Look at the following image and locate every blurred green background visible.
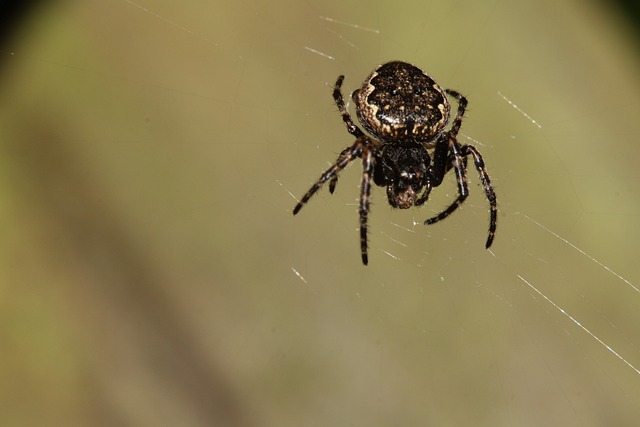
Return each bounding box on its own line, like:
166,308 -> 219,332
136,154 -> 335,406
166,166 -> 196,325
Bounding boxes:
1,0 -> 639,426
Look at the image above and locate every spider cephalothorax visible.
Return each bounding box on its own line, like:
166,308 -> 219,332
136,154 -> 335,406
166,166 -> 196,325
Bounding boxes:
293,61 -> 497,265
374,143 -> 432,209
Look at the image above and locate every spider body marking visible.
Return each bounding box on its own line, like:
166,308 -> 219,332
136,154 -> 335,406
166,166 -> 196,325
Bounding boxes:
293,61 -> 497,265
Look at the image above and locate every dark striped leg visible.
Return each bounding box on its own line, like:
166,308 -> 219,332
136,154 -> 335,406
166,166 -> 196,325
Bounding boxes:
445,89 -> 468,139
415,180 -> 433,206
424,139 -> 469,226
333,75 -> 365,138
428,89 -> 470,212
359,147 -> 375,265
326,75 -> 366,194
424,143 -> 497,249
463,145 -> 497,248
328,146 -> 353,194
293,139 -> 365,215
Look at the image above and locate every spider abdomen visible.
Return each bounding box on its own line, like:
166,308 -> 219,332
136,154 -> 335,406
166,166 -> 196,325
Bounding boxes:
353,61 -> 451,143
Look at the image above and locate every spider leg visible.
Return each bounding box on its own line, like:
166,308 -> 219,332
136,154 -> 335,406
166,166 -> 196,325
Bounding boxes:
359,146 -> 375,265
461,145 -> 497,248
328,146 -> 353,194
424,138 -> 469,225
444,89 -> 467,139
423,141 -> 498,249
427,89 -> 468,187
329,176 -> 338,194
334,75 -> 365,138
415,180 -> 432,206
432,89 -> 498,249
428,133 -> 450,187
292,138 -> 366,215
325,76 -> 367,195
429,89 -> 468,189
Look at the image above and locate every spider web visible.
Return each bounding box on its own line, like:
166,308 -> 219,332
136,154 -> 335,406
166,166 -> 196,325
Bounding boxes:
1,0 -> 639,426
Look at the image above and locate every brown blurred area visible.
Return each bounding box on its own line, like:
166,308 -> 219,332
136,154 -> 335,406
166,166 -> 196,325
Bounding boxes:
1,1 -> 639,426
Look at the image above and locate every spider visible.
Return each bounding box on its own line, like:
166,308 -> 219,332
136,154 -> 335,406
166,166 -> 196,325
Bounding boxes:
293,61 -> 497,265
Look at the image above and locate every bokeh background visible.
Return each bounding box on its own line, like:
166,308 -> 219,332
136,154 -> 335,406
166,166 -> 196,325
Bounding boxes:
1,0 -> 639,426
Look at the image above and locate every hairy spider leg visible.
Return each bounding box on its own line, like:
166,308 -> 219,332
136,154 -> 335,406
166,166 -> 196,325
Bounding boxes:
359,148 -> 375,265
464,145 -> 497,248
423,137 -> 469,221
426,90 -> 469,188
422,89 -> 470,224
415,180 -> 433,206
334,75 -> 365,138
292,139 -> 365,215
328,75 -> 366,193
423,90 -> 497,248
293,75 -> 368,214
328,146 -> 352,194
444,89 -> 467,136
293,75 -> 382,264
292,135 -> 378,264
